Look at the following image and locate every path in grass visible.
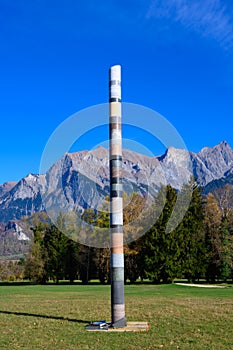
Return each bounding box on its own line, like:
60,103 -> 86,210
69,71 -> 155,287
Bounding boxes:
0,284 -> 232,350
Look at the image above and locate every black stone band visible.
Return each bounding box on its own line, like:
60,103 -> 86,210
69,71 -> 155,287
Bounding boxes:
110,159 -> 122,168
110,225 -> 123,231
111,190 -> 123,198
109,80 -> 121,86
111,177 -> 122,184
110,155 -> 122,161
109,98 -> 121,103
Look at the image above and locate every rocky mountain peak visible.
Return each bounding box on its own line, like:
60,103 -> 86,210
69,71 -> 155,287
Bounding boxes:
90,146 -> 109,159
199,141 -> 232,156
160,146 -> 189,161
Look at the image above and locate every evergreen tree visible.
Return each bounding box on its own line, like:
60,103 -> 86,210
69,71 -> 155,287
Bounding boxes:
24,223 -> 48,283
177,185 -> 206,282
219,216 -> 232,281
204,193 -> 222,282
65,239 -> 80,283
139,186 -> 178,283
124,244 -> 141,283
79,208 -> 102,283
43,224 -> 69,283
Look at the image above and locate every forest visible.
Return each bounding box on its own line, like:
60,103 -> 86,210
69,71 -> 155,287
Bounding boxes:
1,183 -> 233,284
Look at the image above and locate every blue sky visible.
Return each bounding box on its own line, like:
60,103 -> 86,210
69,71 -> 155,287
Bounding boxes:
0,0 -> 233,184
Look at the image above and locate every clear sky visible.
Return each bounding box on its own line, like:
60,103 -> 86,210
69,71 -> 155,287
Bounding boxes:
0,0 -> 233,184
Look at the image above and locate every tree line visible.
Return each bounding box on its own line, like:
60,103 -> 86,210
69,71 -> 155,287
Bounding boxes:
1,183 -> 233,284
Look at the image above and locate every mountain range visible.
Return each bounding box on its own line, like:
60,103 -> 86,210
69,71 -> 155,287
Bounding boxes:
1,141 -> 233,224
0,141 -> 233,258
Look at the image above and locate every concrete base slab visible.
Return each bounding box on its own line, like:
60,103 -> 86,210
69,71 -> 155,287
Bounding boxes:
86,321 -> 150,332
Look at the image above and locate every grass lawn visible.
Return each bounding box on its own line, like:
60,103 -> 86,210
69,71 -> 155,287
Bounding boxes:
0,283 -> 232,349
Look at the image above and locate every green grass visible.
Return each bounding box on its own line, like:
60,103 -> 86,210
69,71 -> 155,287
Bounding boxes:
0,283 -> 232,349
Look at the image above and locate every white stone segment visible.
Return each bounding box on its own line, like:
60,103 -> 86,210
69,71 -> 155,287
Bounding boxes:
111,212 -> 123,225
110,65 -> 121,81
111,129 -> 121,140
111,253 -> 124,267
110,85 -> 121,99
110,65 -> 121,99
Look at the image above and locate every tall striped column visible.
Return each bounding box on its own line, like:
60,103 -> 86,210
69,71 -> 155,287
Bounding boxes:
109,65 -> 126,328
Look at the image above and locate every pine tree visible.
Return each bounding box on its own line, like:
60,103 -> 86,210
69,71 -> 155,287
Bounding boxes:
139,186 -> 178,283
204,193 -> 222,282
65,239 -> 80,283
177,185 -> 206,282
43,224 -> 69,283
219,216 -> 232,281
24,223 -> 48,283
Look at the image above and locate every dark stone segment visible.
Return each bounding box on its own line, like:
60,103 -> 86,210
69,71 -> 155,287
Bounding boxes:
110,155 -> 122,161
109,98 -> 121,103
110,159 -> 122,167
111,280 -> 124,304
111,177 -> 122,184
109,79 -> 121,86
110,225 -> 123,232
111,190 -> 123,198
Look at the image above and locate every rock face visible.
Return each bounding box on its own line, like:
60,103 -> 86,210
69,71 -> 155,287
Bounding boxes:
191,141 -> 233,186
0,220 -> 32,259
203,168 -> 233,194
0,141 -> 233,223
0,182 -> 17,198
0,174 -> 46,222
5,221 -> 30,241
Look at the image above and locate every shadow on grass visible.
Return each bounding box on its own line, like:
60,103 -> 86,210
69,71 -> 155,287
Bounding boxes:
0,310 -> 90,324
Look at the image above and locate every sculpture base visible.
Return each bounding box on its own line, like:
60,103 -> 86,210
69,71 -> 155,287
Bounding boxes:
86,321 -> 149,332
